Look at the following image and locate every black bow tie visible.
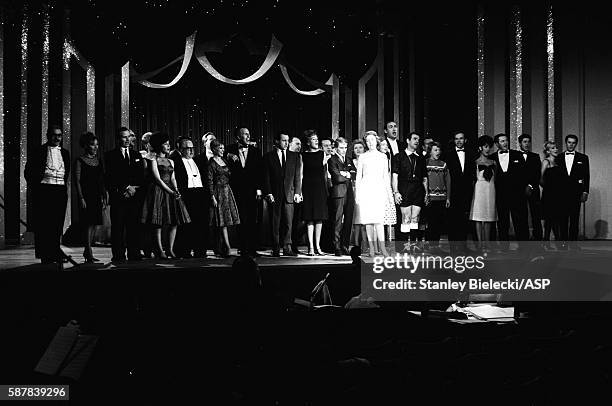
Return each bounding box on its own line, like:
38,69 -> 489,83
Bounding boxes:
499,150 -> 508,154
456,148 -> 464,152
566,151 -> 575,155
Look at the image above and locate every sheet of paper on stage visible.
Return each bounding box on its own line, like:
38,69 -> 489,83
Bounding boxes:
466,305 -> 514,319
34,326 -> 79,375
59,335 -> 99,380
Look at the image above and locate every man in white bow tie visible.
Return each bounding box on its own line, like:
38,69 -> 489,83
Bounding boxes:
555,134 -> 590,249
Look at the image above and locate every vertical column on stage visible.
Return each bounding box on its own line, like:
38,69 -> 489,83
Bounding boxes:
546,5 -> 555,142
483,4 -> 508,137
407,31 -> 417,132
509,6 -> 523,148
41,3 -> 50,141
358,35 -> 384,137
121,62 -> 129,127
343,86 -> 352,140
62,9 -> 71,232
477,6 -> 485,138
0,6 -> 4,248
331,73 -> 339,140
18,5 -> 28,242
392,32 -> 400,131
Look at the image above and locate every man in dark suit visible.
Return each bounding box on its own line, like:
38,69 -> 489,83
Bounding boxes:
104,127 -> 145,262
518,134 -> 543,240
383,120 -> 406,241
555,134 -> 590,249
328,137 -> 356,256
226,127 -> 263,256
172,137 -> 210,258
262,133 -> 303,257
444,131 -> 476,253
24,125 -> 71,264
492,133 -> 529,248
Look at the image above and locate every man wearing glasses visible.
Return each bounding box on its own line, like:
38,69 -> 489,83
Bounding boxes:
172,137 -> 210,258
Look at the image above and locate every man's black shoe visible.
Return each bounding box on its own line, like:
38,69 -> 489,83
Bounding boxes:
271,250 -> 281,257
334,249 -> 343,256
283,249 -> 298,257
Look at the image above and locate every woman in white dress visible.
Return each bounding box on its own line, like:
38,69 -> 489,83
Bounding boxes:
350,140 -> 367,249
469,135 -> 497,252
355,131 -> 394,256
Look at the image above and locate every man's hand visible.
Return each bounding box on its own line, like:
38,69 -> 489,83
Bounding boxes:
79,198 -> 87,210
581,192 -> 589,203
424,193 -> 430,206
126,185 -> 136,196
228,153 -> 239,162
394,192 -> 402,205
293,193 -> 301,203
445,199 -> 451,209
525,185 -> 533,197
340,171 -> 351,178
266,194 -> 275,204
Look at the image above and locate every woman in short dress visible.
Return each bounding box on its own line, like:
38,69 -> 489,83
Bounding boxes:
141,132 -> 191,258
301,130 -> 330,256
541,141 -> 564,249
355,131 -> 394,256
392,132 -> 428,246
469,135 -> 497,252
208,140 -> 240,258
74,132 -> 107,263
379,138 -> 397,241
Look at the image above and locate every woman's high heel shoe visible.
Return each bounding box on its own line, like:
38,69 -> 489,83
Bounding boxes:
314,248 -> 325,256
307,248 -> 315,256
153,249 -> 167,259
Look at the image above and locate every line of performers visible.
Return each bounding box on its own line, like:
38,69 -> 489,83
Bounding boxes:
25,121 -> 589,264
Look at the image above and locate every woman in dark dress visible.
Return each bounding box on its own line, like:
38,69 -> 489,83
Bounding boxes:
301,130 -> 330,256
208,140 -> 240,258
141,132 -> 191,258
75,132 -> 107,263
541,141 -> 564,249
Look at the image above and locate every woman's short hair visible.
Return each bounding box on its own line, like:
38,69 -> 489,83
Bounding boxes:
352,140 -> 365,150
149,132 -> 170,153
363,131 -> 380,151
478,135 -> 494,148
302,129 -> 319,151
543,141 -> 556,157
210,139 -> 224,155
79,132 -> 98,148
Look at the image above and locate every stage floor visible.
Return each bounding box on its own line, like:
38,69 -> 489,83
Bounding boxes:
0,245 -> 354,271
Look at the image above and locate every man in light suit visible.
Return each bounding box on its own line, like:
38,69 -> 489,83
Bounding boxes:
262,133 -> 303,257
555,134 -> 590,249
172,138 -> 210,258
328,137 -> 356,256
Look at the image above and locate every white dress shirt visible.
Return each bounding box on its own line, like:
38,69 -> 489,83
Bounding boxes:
121,147 -> 130,160
456,147 -> 465,173
522,151 -> 528,161
239,147 -> 249,168
182,158 -> 203,188
41,146 -> 65,185
499,150 -> 510,172
276,148 -> 286,167
388,138 -> 399,155
565,151 -> 575,175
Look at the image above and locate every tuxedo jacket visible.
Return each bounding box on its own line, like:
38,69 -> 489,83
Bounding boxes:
226,144 -> 263,196
520,150 -> 542,190
25,144 -> 71,186
492,150 -> 528,198
262,148 -> 302,203
171,154 -> 210,195
104,147 -> 144,204
555,151 -> 590,194
444,148 -> 476,209
328,154 -> 356,199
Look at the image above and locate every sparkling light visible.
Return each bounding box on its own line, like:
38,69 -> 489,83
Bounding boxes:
477,6 -> 485,138
547,6 -> 555,141
121,62 -> 130,127
509,6 -> 522,147
0,7 -> 5,244
20,7 -> 28,238
86,65 -> 95,132
41,4 -> 50,139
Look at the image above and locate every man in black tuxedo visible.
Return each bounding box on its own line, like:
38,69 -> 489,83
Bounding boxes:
555,134 -> 590,248
518,134 -> 543,240
104,127 -> 145,262
328,137 -> 356,256
262,133 -> 303,257
492,133 -> 529,248
24,125 -> 71,264
226,127 -> 263,256
384,120 -> 406,241
444,131 -> 476,253
172,138 -> 210,258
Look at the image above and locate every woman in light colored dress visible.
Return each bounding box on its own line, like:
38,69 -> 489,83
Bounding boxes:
469,135 -> 497,252
355,131 -> 394,256
379,139 -> 397,240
